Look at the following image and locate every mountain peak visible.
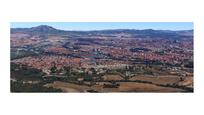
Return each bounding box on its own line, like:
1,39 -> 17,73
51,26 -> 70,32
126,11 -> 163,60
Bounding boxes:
30,25 -> 57,32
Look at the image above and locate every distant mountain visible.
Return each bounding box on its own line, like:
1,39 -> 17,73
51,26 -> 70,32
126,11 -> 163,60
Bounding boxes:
30,25 -> 58,32
11,25 -> 66,34
11,25 -> 193,39
88,29 -> 193,39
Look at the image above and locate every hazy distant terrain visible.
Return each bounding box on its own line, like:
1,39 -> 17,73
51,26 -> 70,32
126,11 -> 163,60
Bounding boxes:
10,25 -> 193,92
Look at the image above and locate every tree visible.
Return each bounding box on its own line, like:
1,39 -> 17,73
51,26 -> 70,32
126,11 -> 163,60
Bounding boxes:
90,68 -> 97,75
63,66 -> 71,76
50,65 -> 57,73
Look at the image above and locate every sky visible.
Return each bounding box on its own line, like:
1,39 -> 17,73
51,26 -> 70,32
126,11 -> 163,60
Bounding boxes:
10,22 -> 193,31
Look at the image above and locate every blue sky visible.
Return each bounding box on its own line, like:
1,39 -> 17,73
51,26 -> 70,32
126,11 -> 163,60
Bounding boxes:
10,22 -> 193,31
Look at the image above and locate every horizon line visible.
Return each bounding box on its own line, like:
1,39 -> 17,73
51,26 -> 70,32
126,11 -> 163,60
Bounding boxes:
10,25 -> 194,31
10,22 -> 194,31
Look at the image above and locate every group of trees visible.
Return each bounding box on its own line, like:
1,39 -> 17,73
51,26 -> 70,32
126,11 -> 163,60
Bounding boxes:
11,63 -> 63,92
184,61 -> 193,68
11,63 -> 45,81
11,81 -> 62,92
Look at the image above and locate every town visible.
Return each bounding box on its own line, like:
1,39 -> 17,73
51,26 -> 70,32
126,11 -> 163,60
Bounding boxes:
10,25 -> 193,92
